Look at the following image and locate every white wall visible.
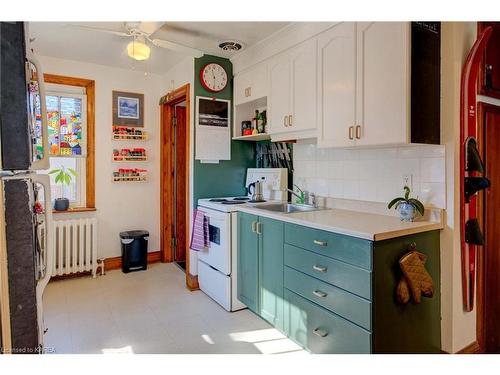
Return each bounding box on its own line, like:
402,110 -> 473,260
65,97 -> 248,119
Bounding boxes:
440,22 -> 478,353
40,55 -> 165,259
293,143 -> 446,209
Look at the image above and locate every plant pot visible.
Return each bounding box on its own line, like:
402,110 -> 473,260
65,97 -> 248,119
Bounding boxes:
398,202 -> 416,222
54,198 -> 70,211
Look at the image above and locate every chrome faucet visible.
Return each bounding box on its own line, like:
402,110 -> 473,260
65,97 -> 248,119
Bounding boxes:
288,184 -> 308,204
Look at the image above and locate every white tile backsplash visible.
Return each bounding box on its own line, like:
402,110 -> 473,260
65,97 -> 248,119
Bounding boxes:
293,142 -> 446,209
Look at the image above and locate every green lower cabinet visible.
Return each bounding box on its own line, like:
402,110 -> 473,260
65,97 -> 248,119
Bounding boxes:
258,217 -> 284,331
284,289 -> 371,354
237,212 -> 259,313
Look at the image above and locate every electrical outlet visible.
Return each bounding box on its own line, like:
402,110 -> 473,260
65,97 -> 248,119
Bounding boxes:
402,174 -> 413,190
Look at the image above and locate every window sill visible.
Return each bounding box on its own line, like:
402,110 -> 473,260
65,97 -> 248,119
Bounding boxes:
52,207 -> 96,214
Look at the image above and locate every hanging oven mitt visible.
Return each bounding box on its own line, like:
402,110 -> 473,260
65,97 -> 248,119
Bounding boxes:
396,276 -> 411,304
399,251 -> 434,303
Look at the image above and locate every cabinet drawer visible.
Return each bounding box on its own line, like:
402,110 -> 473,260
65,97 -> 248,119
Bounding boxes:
284,289 -> 371,354
284,244 -> 371,300
284,223 -> 372,269
284,266 -> 371,330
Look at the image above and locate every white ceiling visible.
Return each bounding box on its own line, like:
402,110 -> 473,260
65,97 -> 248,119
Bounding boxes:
28,22 -> 290,75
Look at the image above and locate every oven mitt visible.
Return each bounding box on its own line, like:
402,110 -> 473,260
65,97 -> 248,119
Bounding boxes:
399,251 -> 434,303
396,276 -> 411,304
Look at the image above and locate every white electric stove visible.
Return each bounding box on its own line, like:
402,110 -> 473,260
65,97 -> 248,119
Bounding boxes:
196,168 -> 288,312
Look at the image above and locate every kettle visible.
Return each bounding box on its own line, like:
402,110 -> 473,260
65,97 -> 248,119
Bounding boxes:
248,180 -> 265,202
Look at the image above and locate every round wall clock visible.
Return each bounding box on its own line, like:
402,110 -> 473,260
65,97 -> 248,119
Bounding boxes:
200,63 -> 228,92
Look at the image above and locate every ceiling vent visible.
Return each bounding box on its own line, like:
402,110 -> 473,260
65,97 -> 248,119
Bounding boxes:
218,40 -> 244,53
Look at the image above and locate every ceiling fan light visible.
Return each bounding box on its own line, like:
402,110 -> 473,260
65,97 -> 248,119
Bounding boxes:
127,40 -> 151,61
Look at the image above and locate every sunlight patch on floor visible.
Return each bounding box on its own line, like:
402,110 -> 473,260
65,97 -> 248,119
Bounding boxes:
201,334 -> 215,345
228,328 -> 306,355
229,328 -> 286,343
101,346 -> 134,354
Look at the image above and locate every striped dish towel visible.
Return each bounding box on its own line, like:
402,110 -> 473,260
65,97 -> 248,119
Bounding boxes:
190,209 -> 209,251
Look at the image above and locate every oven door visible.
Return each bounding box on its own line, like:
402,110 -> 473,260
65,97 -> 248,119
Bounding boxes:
197,207 -> 231,275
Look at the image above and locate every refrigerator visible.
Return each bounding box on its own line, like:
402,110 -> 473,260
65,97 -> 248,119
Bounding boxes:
0,21 -> 54,354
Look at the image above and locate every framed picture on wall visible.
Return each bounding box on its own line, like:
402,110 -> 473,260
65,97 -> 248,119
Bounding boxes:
112,91 -> 144,127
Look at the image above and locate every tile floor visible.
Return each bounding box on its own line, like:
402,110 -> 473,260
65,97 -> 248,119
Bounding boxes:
43,263 -> 307,354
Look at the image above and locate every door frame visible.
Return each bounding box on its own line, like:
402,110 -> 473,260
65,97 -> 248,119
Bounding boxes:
160,84 -> 196,289
476,101 -> 500,352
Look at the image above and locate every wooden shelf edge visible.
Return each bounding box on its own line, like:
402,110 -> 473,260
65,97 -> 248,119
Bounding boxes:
53,207 -> 97,214
232,133 -> 271,141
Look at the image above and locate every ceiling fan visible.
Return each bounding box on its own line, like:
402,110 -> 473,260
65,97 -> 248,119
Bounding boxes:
70,22 -> 204,60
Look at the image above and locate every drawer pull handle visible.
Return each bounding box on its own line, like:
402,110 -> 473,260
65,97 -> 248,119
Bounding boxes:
313,290 -> 328,298
313,328 -> 328,338
312,265 -> 327,273
313,240 -> 327,246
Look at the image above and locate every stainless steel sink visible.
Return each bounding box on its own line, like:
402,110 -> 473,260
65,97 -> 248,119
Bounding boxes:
253,202 -> 321,214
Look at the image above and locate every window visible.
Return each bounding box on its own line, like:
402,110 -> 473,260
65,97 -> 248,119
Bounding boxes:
38,83 -> 89,208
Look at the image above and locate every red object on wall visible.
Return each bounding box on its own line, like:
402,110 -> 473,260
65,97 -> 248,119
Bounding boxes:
460,26 -> 493,312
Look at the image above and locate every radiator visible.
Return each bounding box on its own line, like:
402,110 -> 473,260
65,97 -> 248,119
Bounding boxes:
50,218 -> 98,278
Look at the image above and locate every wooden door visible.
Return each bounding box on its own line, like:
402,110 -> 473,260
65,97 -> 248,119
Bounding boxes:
237,212 -> 259,313
268,53 -> 291,134
316,22 -> 356,148
290,38 -> 317,133
484,105 -> 500,353
356,22 -> 410,146
174,106 -> 187,263
259,217 -> 284,331
479,22 -> 500,99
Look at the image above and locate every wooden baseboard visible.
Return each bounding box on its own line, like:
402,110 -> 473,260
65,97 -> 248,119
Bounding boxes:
456,341 -> 482,354
186,273 -> 199,291
104,250 -> 162,271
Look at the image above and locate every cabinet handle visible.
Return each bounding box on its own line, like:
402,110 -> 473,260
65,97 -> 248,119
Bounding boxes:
248,87 -> 251,97
348,126 -> 354,140
313,328 -> 328,338
312,265 -> 327,273
313,290 -> 328,298
313,239 -> 327,247
251,221 -> 257,233
256,222 -> 262,235
284,115 -> 289,127
288,115 -> 293,126
355,125 -> 361,139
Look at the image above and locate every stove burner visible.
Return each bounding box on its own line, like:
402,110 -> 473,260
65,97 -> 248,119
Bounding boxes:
221,201 -> 246,205
209,198 -> 228,202
233,197 -> 250,201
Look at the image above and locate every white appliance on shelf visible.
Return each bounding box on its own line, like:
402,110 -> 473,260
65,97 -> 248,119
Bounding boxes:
197,168 -> 288,312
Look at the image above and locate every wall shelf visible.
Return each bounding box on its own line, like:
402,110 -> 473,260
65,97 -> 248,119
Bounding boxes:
233,133 -> 271,141
112,157 -> 148,162
112,134 -> 148,141
112,175 -> 148,183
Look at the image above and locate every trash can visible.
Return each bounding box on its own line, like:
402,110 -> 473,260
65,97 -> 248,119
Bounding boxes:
120,230 -> 149,273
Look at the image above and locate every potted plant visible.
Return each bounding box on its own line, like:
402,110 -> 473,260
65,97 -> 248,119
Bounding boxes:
388,186 -> 425,222
49,166 -> 77,211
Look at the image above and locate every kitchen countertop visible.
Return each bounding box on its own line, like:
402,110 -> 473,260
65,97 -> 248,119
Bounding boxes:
236,204 -> 443,241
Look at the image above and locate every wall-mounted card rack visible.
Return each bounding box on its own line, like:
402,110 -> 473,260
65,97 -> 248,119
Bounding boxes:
112,168 -> 148,182
112,126 -> 148,140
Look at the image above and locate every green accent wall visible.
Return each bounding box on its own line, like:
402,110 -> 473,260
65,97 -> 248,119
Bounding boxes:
193,55 -> 255,205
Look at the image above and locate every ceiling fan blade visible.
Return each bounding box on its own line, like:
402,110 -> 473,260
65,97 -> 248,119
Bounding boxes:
137,22 -> 165,36
151,38 -> 203,58
69,24 -> 129,37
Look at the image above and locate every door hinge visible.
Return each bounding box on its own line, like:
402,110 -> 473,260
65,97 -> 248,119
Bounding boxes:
171,237 -> 176,248
172,116 -> 177,127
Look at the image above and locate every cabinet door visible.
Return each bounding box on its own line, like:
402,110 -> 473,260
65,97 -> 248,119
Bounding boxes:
316,22 -> 356,148
237,212 -> 259,313
234,62 -> 268,106
356,22 -> 410,146
258,217 -> 284,331
479,22 -> 500,99
268,53 -> 291,134
290,38 -> 317,133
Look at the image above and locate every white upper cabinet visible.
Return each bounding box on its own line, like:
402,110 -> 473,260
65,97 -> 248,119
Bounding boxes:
290,38 -> 317,133
317,22 -> 356,148
355,22 -> 410,146
234,61 -> 268,106
269,53 -> 292,134
316,22 -> 410,148
269,38 -> 317,137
